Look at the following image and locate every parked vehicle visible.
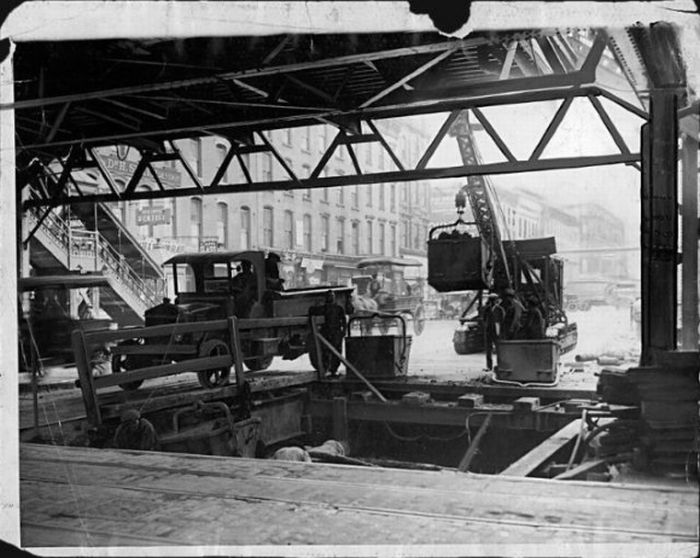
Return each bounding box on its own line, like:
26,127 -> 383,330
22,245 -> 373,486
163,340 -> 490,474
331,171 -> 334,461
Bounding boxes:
111,251 -> 353,389
18,274 -> 115,372
351,257 -> 426,335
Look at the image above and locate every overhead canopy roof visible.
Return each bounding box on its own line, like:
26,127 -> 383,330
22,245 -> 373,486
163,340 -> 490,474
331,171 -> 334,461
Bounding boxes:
3,2 -> 697,207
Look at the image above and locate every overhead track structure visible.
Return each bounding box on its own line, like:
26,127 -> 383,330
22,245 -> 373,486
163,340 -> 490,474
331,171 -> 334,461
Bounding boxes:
9,27 -> 664,209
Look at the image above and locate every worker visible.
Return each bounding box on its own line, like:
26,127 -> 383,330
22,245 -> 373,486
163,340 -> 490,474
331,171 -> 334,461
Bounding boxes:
264,252 -> 285,290
78,298 -> 94,320
520,296 -> 546,339
232,260 -> 256,317
483,293 -> 504,371
113,408 -> 158,451
368,273 -> 381,298
316,290 -> 347,377
631,297 -> 642,342
500,288 -> 525,340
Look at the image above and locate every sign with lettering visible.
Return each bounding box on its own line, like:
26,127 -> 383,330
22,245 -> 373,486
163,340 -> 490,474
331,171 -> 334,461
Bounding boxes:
99,154 -> 181,189
136,207 -> 171,226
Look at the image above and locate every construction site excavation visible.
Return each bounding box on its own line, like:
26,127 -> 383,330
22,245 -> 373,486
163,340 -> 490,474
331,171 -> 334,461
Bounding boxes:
3,2 -> 699,555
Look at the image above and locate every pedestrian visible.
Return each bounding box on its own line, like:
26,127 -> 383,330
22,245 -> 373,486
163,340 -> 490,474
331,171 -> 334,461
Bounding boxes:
483,293 -> 504,371
317,290 -> 347,377
631,297 -> 642,342
113,408 -> 158,451
500,287 -> 525,340
520,296 -> 546,339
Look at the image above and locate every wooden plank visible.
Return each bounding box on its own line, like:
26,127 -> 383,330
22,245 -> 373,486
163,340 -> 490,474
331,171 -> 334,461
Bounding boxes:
501,419 -> 582,477
93,355 -> 231,389
554,458 -> 607,480
109,344 -> 196,355
19,444 -> 698,546
20,444 -> 698,506
84,319 -> 228,344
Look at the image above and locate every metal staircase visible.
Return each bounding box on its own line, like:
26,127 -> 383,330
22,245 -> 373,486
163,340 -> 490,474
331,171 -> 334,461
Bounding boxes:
26,207 -> 163,326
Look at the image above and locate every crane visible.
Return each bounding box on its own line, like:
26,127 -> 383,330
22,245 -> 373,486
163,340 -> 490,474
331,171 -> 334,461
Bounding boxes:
427,111 -> 578,355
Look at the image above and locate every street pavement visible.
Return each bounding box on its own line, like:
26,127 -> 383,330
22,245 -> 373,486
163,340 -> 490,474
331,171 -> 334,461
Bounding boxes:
19,306 -> 640,390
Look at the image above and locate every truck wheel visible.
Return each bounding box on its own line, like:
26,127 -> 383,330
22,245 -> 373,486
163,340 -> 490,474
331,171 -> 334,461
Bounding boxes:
245,355 -> 273,371
111,339 -> 144,391
566,302 -> 578,311
580,301 -> 591,312
197,339 -> 232,388
413,306 -> 426,336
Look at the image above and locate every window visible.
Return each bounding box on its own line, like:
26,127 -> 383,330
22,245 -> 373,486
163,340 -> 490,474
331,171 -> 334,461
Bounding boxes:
190,197 -> 203,240
283,128 -> 292,146
390,184 -> 396,210
365,143 -> 373,165
216,143 -> 228,182
321,215 -> 330,251
351,186 -> 359,209
337,144 -> 345,160
193,138 -> 203,176
378,146 -> 385,170
318,126 -> 326,153
337,187 -> 345,206
379,223 -> 386,255
284,210 -> 294,249
390,224 -> 397,257
379,184 -> 385,210
367,220 -> 374,254
302,126 -> 311,152
262,153 -> 273,182
263,206 -> 274,247
302,164 -> 312,200
366,185 -> 373,207
402,222 -> 409,248
413,223 -> 420,249
351,221 -> 360,255
336,218 -> 345,254
322,188 -> 329,203
216,202 -> 228,249
303,214 -> 312,252
240,206 -> 251,250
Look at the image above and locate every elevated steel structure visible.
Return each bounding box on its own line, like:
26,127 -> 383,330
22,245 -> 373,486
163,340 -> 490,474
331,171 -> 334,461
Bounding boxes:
12,28 -> 657,210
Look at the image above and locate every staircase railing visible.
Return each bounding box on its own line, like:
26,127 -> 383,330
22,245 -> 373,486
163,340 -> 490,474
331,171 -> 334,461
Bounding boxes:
28,208 -> 162,308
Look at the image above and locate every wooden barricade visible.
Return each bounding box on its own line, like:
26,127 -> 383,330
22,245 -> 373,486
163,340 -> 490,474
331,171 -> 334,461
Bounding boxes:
72,316 -> 316,427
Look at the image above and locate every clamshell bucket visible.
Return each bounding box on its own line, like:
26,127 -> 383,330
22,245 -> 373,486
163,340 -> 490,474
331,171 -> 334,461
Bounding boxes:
427,221 -> 493,292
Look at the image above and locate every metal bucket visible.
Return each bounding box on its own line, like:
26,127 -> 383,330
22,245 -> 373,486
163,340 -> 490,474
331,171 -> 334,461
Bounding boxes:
495,339 -> 560,383
345,313 -> 411,378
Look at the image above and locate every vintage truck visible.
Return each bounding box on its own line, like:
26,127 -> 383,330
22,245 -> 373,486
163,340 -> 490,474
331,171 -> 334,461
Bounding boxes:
111,250 -> 354,389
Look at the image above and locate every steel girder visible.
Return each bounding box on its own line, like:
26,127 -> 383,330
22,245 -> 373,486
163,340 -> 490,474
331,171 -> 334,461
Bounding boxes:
21,84 -> 643,210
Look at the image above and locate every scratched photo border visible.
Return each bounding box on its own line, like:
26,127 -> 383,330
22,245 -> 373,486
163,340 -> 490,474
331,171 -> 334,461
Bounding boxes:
0,1 -> 698,556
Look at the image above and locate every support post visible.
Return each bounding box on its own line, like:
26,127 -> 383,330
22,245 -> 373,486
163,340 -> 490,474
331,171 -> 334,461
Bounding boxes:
640,91 -> 679,364
228,316 -> 246,388
310,316 -> 326,379
681,133 -> 698,350
0,45 -> 20,546
72,329 -> 101,427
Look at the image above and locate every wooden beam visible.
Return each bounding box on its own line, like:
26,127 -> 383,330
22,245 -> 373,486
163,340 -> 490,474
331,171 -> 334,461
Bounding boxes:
554,458 -> 607,480
500,418 -> 582,477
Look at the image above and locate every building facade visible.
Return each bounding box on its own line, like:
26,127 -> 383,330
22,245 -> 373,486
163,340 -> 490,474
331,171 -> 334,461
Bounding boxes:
94,120 -> 432,292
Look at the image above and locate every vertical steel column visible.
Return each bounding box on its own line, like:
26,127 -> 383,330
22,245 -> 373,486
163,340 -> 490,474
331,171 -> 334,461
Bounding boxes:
640,91 -> 679,364
681,133 -> 699,349
0,45 -> 20,545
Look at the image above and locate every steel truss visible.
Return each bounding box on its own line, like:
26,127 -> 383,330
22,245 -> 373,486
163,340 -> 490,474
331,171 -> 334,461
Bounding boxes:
22,84 -> 643,210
